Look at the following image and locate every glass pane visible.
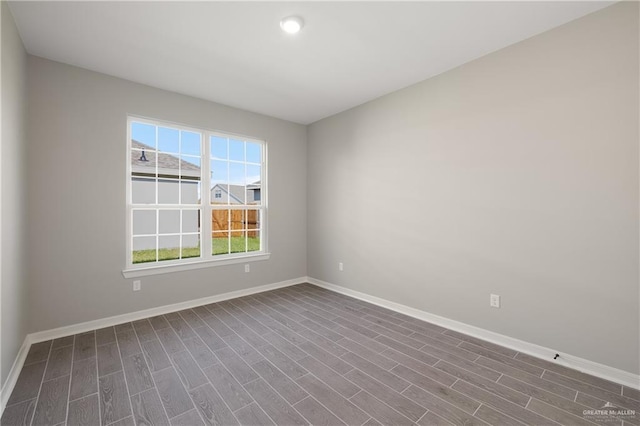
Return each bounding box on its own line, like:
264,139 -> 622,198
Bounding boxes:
246,164 -> 260,185
230,209 -> 245,238
229,139 -> 244,161
211,184 -> 227,205
212,233 -> 229,255
158,179 -> 179,204
182,235 -> 200,259
131,148 -> 156,177
158,127 -> 179,153
158,235 -> 180,261
181,131 -> 201,156
229,162 -> 245,185
131,122 -> 156,149
182,210 -> 199,233
132,177 -> 156,204
229,163 -> 245,205
132,236 -> 157,263
229,186 -> 245,205
211,136 -> 227,159
247,229 -> 261,253
180,156 -> 201,186
246,142 -> 261,164
211,159 -> 228,184
246,209 -> 260,233
231,230 -> 247,254
212,209 -> 229,233
246,165 -> 261,205
132,210 -> 156,235
181,155 -> 201,174
157,149 -> 180,179
181,181 -> 200,205
159,210 -> 180,234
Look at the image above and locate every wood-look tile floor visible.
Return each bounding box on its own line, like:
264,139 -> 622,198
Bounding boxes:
2,283 -> 639,426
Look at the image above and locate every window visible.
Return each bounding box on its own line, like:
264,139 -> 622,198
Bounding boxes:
125,117 -> 267,276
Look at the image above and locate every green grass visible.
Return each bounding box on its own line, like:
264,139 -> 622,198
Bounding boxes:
212,236 -> 260,254
133,237 -> 260,264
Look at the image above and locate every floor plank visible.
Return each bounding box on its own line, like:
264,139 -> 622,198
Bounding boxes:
171,351 -> 207,391
188,383 -> 239,426
132,320 -> 157,343
116,329 -> 142,358
345,369 -> 427,422
243,378 -> 307,426
170,409 -> 205,426
295,395 -> 348,426
96,327 -> 117,346
295,355 -> 360,398
25,341 -> 52,365
130,388 -> 170,426
233,402 -> 275,426
181,337 -> 218,369
97,342 -> 123,377
392,364 -> 481,414
32,375 -> 70,426
349,390 -> 413,426
67,393 -> 100,426
0,398 -> 36,426
295,374 -> 369,425
141,339 -> 172,373
52,336 -> 75,350
44,345 -> 73,381
69,357 -> 98,401
74,332 -> 96,361
201,363 -> 253,411
122,353 -> 154,395
435,360 -> 531,407
152,367 -> 194,419
7,361 -> 47,406
99,371 -> 132,425
251,360 -> 308,404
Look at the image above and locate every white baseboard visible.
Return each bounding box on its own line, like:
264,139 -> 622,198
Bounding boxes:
29,277 -> 305,344
0,337 -> 31,414
306,276 -> 640,390
0,276 -> 305,416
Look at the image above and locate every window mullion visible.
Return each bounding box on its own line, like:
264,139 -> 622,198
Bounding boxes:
202,132 -> 212,259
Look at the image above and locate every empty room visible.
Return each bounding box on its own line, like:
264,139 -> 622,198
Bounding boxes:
1,1 -> 638,425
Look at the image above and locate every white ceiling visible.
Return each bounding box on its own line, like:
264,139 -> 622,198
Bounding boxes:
9,1 -> 613,124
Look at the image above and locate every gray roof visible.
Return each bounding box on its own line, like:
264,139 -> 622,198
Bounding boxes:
131,140 -> 200,178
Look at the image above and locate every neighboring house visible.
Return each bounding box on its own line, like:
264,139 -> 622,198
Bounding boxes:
211,182 -> 261,205
131,140 -> 201,251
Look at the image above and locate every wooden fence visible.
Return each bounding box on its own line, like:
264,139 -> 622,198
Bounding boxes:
212,209 -> 259,238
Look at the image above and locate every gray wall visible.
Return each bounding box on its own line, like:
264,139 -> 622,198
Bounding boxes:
307,2 -> 639,374
1,3 -> 29,385
26,56 -> 307,332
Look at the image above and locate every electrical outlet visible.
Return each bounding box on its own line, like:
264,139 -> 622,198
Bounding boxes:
338,262 -> 344,271
490,294 -> 500,308
244,264 -> 250,273
133,280 -> 141,292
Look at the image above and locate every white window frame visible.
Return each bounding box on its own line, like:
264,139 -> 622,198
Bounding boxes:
123,116 -> 269,278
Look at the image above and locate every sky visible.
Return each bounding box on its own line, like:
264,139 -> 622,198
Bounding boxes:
132,121 -> 261,186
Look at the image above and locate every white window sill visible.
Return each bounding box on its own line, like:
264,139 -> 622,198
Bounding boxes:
122,253 -> 270,278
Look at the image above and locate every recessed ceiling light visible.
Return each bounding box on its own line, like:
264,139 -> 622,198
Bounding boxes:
280,16 -> 304,34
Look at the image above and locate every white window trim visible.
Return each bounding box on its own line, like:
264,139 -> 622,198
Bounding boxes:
123,116 -> 269,278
